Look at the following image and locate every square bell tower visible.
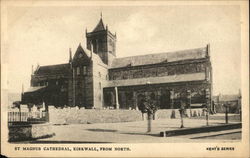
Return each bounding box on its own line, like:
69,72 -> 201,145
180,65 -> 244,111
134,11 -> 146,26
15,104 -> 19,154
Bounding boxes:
86,16 -> 116,65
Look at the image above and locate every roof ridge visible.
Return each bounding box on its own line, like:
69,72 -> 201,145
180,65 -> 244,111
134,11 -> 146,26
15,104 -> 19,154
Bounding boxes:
39,63 -> 69,67
115,46 -> 206,60
92,18 -> 105,32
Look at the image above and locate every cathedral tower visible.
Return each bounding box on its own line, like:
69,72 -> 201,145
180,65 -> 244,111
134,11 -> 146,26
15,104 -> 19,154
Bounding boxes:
86,16 -> 116,65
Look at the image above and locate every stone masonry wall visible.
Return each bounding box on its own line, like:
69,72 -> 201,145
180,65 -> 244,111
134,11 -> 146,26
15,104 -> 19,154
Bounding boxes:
92,60 -> 108,109
8,123 -> 53,142
109,62 -> 206,80
48,106 -> 204,124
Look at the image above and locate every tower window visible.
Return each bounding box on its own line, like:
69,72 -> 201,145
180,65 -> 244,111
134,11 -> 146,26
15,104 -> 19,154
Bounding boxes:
83,66 -> 87,75
207,69 -> 211,81
77,67 -> 80,75
98,72 -> 101,77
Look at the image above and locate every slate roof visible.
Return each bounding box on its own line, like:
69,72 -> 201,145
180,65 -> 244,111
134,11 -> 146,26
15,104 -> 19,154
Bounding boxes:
110,47 -> 207,69
92,18 -> 105,32
25,86 -> 46,93
35,63 -> 71,75
105,72 -> 205,87
34,45 -> 106,76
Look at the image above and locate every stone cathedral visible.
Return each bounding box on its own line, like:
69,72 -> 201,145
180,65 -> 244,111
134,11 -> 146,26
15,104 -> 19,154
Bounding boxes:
22,16 -> 213,112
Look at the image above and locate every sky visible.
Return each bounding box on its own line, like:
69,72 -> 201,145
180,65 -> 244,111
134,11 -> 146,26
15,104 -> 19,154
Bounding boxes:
3,3 -> 242,95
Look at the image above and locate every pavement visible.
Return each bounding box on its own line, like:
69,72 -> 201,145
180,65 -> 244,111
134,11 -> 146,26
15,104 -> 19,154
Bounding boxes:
29,114 -> 241,143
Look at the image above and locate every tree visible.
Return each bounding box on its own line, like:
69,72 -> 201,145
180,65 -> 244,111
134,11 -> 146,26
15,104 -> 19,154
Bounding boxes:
13,101 -> 21,109
139,95 -> 158,132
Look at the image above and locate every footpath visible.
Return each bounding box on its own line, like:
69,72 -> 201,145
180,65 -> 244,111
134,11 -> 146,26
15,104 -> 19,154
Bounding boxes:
27,114 -> 241,143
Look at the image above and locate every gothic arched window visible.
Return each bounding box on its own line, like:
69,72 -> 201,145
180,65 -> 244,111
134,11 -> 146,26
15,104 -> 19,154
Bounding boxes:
76,67 -> 80,75
83,66 -> 87,75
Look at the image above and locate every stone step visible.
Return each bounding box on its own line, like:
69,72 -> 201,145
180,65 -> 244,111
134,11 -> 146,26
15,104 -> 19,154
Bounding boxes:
187,129 -> 241,139
160,123 -> 241,137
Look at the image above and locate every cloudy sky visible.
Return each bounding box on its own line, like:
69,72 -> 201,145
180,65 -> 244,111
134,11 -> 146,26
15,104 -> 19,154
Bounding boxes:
3,2 -> 242,95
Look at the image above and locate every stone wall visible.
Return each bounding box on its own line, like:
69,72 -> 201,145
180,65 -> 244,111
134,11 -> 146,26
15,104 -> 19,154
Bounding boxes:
8,123 -> 53,142
48,106 -> 142,124
109,62 -> 206,80
48,106 -> 204,125
92,60 -> 109,109
9,124 -> 31,142
104,82 -> 208,109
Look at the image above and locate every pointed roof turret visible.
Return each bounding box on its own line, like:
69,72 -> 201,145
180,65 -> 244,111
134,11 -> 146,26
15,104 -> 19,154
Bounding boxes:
22,83 -> 24,94
69,48 -> 72,63
92,16 -> 105,32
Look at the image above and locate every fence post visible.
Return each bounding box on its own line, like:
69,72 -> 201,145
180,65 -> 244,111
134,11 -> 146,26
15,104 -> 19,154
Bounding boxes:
14,112 -> 18,121
20,112 -> 22,122
239,109 -> 242,122
225,106 -> 228,124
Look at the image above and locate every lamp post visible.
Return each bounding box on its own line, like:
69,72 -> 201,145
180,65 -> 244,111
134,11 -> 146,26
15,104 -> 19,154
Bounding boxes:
170,90 -> 175,119
239,108 -> 242,122
146,81 -> 151,133
205,89 -> 210,126
223,104 -> 229,124
187,90 -> 191,117
179,101 -> 185,128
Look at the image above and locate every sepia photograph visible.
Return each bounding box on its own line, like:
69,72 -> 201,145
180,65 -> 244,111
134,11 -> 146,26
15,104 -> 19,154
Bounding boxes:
1,0 -> 249,157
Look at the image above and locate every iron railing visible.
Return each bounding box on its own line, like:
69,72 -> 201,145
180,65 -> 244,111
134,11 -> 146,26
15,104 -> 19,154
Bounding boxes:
8,111 -> 48,126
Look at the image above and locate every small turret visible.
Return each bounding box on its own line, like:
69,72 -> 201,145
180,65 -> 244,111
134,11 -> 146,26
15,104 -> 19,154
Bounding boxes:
36,63 -> 40,71
206,43 -> 210,57
31,65 -> 34,75
22,83 -> 24,94
69,48 -> 72,63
